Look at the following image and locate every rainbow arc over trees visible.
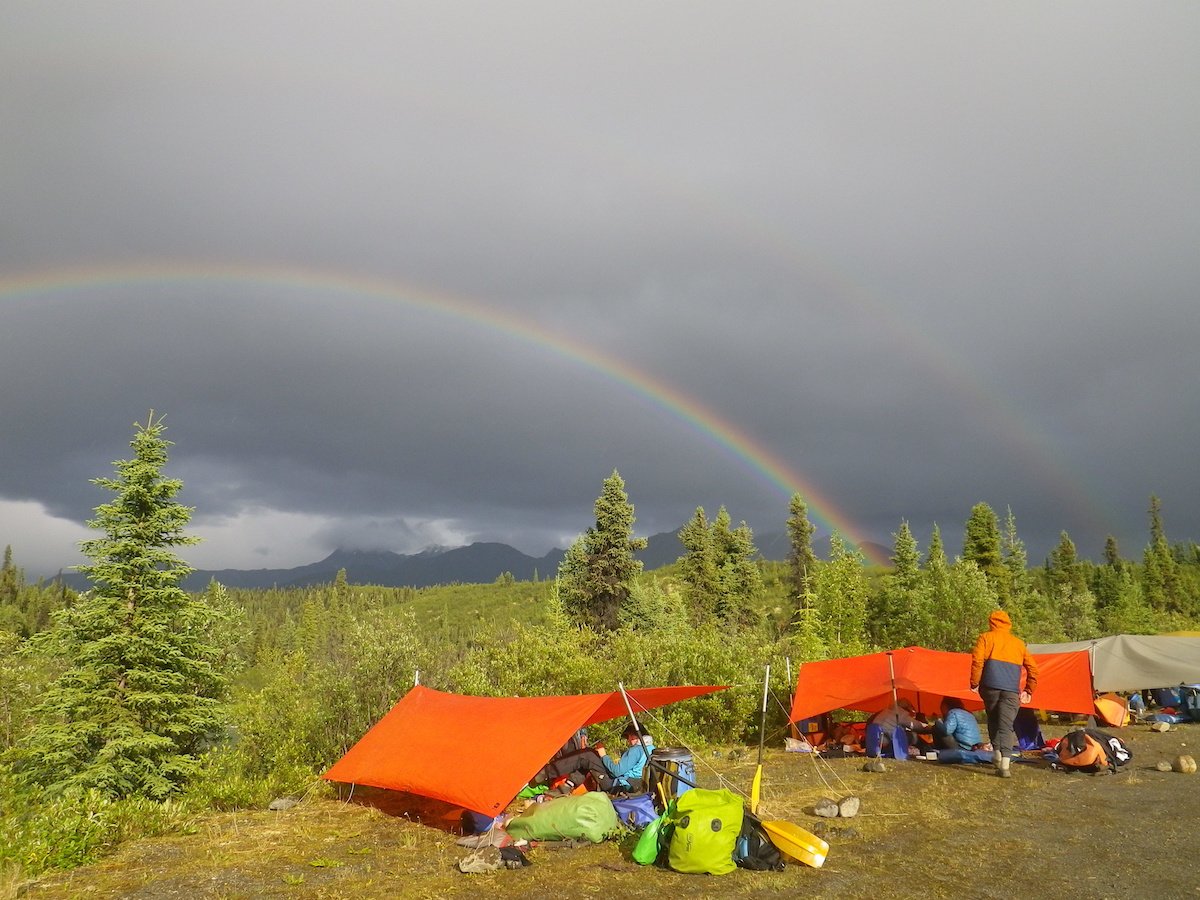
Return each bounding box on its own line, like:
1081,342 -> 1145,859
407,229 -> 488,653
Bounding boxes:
3,262 -> 887,565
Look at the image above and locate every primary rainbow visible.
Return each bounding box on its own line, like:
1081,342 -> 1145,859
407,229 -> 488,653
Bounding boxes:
2,261 -> 888,564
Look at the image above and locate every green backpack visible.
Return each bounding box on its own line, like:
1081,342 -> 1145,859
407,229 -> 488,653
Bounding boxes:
667,788 -> 743,875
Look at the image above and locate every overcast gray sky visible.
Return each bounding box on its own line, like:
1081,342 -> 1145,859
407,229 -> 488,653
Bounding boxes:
3,2 -> 1198,579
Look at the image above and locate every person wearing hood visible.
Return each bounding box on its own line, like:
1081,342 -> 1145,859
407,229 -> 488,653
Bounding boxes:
597,722 -> 655,791
970,609 -> 1039,778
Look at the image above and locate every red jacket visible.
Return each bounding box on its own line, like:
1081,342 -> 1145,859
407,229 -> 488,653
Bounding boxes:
970,609 -> 1038,695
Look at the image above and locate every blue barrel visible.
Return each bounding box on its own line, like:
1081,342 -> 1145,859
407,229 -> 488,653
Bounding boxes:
649,747 -> 695,801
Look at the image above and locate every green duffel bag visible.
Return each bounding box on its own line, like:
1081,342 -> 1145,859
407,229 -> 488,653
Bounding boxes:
667,788 -> 743,875
505,792 -> 621,843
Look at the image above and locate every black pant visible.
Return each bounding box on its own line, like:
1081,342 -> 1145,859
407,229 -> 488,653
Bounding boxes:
532,749 -> 615,791
980,687 -> 1020,760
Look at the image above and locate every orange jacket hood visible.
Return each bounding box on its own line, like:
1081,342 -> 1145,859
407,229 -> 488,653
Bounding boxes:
988,609 -> 1012,631
970,610 -> 1038,694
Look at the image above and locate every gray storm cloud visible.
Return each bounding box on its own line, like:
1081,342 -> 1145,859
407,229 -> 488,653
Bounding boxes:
2,2 -> 1197,577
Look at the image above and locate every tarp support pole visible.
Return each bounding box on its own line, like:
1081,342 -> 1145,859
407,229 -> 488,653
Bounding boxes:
618,681 -> 697,791
617,681 -> 655,763
887,652 -> 898,708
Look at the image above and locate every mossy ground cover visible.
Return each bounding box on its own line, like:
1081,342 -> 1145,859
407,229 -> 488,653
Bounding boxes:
17,724 -> 1198,899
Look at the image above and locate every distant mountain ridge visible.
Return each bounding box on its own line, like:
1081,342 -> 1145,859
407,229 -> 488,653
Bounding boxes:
53,529 -> 888,591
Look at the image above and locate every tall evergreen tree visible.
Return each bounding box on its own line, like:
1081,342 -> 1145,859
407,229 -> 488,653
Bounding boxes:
17,414 -> 228,799
556,470 -> 647,631
1051,537 -> 1100,640
1047,531 -> 1087,596
962,502 -> 1008,598
925,524 -> 946,570
1000,507 -> 1028,596
677,507 -> 717,614
870,521 -> 924,647
0,545 -> 21,607
710,508 -> 763,628
677,507 -> 762,627
1143,495 -> 1184,613
1103,535 -> 1121,568
813,534 -> 868,657
786,493 -> 816,608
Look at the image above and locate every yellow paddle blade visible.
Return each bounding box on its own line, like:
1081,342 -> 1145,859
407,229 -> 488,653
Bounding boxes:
762,819 -> 829,868
750,764 -> 762,815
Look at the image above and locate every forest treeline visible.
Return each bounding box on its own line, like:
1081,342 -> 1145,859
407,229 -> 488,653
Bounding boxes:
1,427 -> 1198,882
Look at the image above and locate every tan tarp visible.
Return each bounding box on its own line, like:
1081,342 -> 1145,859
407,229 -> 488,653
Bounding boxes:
1027,634 -> 1200,692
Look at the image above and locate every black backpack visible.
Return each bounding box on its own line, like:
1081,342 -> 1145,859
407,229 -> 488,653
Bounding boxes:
1086,728 -> 1132,769
1057,728 -> 1132,774
735,816 -> 786,872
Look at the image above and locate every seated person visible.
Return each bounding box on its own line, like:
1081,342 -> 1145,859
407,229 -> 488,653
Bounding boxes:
530,728 -> 599,793
865,699 -> 918,758
928,697 -> 983,751
597,723 -> 656,792
531,722 -> 654,795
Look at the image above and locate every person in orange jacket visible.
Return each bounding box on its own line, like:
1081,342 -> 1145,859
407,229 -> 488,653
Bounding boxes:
970,609 -> 1038,778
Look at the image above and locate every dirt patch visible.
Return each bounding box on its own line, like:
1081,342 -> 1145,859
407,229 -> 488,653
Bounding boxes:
19,724 -> 1200,899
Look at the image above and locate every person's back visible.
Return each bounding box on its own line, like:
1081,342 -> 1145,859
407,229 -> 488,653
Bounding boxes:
970,610 -> 1038,694
943,705 -> 982,750
970,609 -> 1038,778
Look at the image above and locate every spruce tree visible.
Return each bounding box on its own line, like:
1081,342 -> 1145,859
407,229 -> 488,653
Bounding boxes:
17,413 -> 228,799
813,534 -> 868,656
871,521 -> 926,647
1144,495 -> 1184,613
962,502 -> 1008,599
1047,531 -> 1087,595
0,545 -> 20,607
555,470 -> 646,631
1103,535 -> 1121,568
925,524 -> 946,570
710,508 -> 762,627
891,522 -> 921,591
786,493 -> 817,611
1001,507 -> 1028,592
677,507 -> 718,614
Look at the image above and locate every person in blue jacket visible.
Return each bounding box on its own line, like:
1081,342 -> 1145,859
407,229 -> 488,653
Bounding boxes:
597,722 -> 656,791
930,696 -> 984,751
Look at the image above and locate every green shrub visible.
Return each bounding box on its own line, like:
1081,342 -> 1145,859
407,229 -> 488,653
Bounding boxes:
183,746 -> 327,811
0,768 -> 194,877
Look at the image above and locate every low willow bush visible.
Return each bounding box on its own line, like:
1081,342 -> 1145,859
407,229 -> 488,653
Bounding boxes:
0,770 -> 196,879
182,745 -> 326,812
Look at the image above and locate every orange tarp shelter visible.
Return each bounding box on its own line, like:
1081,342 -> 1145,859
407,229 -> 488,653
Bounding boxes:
788,646 -> 1095,723
323,684 -> 725,815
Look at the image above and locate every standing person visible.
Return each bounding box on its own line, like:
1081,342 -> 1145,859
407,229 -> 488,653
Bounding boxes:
970,609 -> 1038,778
